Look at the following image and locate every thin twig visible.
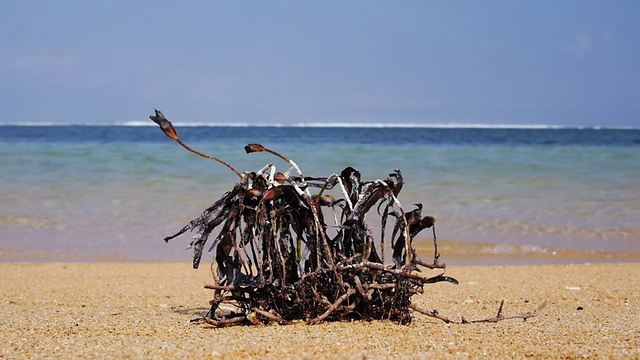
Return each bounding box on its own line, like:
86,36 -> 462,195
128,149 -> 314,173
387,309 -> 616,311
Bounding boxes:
465,301 -> 548,323
339,261 -> 425,281
177,139 -> 242,178
204,284 -> 247,291
252,308 -> 294,325
432,225 -> 440,265
308,289 -> 356,325
409,304 -> 453,323
412,256 -> 446,270
353,275 -> 370,300
202,315 -> 247,327
368,283 -> 396,290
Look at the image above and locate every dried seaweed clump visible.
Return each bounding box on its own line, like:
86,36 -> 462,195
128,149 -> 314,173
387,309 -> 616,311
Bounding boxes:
151,109 -> 458,326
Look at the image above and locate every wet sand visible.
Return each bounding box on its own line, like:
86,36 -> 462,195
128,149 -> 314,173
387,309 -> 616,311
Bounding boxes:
1,262 -> 638,359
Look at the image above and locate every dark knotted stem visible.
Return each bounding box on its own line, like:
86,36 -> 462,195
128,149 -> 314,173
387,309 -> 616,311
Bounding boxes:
175,138 -> 242,178
244,143 -> 305,179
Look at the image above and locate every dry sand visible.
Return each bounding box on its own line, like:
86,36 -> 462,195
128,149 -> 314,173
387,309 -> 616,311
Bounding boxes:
1,262 -> 638,359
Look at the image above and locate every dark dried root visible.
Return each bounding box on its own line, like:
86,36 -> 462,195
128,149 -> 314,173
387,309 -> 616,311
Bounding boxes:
151,109 -> 546,327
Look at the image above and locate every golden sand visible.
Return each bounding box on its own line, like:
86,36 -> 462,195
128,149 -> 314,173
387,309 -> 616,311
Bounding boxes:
1,262 -> 638,359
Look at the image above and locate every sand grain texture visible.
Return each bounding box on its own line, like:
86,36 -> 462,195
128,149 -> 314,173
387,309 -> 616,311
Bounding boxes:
1,263 -> 638,359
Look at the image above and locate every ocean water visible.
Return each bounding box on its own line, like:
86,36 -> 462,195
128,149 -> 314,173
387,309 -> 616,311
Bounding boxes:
1,124 -> 639,264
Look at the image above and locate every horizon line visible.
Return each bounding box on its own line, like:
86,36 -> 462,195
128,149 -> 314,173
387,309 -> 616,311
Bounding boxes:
0,121 -> 638,130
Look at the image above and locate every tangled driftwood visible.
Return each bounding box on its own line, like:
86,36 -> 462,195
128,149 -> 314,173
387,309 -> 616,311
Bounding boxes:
150,109 -> 545,326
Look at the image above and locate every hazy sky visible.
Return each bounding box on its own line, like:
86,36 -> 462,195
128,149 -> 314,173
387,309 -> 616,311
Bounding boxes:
1,1 -> 639,126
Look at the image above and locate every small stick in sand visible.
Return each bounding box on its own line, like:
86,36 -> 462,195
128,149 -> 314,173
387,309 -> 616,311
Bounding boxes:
409,304 -> 454,323
463,300 -> 549,324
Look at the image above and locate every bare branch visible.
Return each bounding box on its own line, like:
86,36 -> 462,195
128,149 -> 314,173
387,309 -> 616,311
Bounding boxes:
309,289 -> 357,325
202,315 -> 247,327
465,301 -> 548,323
252,308 -> 294,325
409,304 -> 454,324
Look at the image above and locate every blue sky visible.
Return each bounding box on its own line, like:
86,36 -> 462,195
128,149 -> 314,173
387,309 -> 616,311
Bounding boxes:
1,1 -> 639,126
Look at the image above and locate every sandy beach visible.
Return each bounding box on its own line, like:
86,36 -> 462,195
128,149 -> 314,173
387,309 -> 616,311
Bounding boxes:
1,262 -> 638,359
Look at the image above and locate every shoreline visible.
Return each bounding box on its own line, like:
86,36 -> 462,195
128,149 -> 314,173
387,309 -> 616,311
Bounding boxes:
4,237 -> 640,265
1,262 -> 638,358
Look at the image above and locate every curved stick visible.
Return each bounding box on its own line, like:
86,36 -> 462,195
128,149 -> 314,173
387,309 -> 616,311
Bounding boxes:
252,308 -> 294,325
176,138 -> 242,178
464,300 -> 548,323
201,315 -> 247,327
149,108 -> 242,178
244,143 -> 305,179
409,304 -> 453,323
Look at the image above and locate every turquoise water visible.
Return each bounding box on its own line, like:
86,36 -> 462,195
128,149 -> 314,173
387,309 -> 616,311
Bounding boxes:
1,125 -> 639,263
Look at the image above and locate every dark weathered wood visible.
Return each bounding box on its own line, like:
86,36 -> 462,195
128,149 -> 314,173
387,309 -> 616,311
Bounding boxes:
150,109 -> 545,327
